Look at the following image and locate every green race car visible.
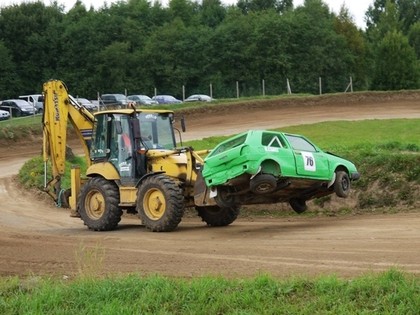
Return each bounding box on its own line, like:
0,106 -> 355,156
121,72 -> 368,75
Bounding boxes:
202,130 -> 360,213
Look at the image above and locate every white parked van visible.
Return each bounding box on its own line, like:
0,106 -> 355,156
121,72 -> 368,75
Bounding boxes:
19,94 -> 44,114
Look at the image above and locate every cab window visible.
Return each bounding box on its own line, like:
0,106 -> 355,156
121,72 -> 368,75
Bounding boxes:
90,115 -> 108,159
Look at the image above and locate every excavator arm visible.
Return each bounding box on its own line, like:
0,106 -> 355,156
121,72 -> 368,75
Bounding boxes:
42,79 -> 95,206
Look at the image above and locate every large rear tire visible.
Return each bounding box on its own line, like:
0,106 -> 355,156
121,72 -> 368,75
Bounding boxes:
77,177 -> 122,231
196,205 -> 240,227
137,175 -> 184,232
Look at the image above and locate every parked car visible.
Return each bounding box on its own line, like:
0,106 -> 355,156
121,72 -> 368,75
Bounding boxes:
0,109 -> 10,121
19,94 -> 44,114
185,94 -> 214,102
0,99 -> 36,117
73,97 -> 99,112
202,129 -> 360,213
152,95 -> 182,104
127,94 -> 158,106
101,94 -> 128,108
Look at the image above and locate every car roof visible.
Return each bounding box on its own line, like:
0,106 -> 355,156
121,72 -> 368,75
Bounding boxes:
19,94 -> 42,97
2,99 -> 32,106
128,94 -> 151,98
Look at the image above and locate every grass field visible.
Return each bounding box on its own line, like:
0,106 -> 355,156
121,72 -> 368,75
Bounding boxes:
186,118 -> 420,151
1,269 -> 419,314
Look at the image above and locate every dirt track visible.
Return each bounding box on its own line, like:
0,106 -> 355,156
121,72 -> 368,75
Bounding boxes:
0,93 -> 419,279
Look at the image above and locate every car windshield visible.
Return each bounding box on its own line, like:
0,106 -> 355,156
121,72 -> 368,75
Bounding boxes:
115,94 -> 126,101
15,100 -> 32,108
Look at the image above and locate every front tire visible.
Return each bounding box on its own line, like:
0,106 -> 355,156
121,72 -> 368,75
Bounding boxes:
289,198 -> 307,214
77,177 -> 122,231
137,175 -> 184,232
196,205 -> 240,227
334,171 -> 351,198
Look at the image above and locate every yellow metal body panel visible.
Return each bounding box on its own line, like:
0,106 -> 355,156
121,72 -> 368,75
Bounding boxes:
119,186 -> 138,206
86,162 -> 120,180
69,166 -> 81,210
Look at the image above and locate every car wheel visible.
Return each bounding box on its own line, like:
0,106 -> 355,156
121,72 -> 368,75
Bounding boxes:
250,174 -> 277,194
196,205 -> 240,227
214,187 -> 237,208
289,198 -> 307,214
334,171 -> 351,198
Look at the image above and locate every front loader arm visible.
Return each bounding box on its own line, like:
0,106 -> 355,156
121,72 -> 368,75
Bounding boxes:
42,80 -> 94,205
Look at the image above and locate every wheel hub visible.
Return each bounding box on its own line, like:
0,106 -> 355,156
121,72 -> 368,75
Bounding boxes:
144,188 -> 166,220
85,190 -> 105,219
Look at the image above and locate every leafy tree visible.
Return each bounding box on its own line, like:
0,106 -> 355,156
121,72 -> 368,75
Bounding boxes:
237,0 -> 292,14
0,41 -> 21,98
366,0 -> 420,34
371,30 -> 419,90
248,10 -> 292,94
95,41 -> 133,93
201,0 -> 226,28
334,5 -> 369,89
57,4 -> 111,97
408,21 -> 420,57
285,0 -> 352,93
141,19 -> 213,96
209,10 -> 259,96
0,2 -> 64,93
168,0 -> 198,26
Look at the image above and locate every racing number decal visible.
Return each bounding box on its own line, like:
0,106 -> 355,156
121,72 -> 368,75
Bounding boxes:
302,152 -> 316,172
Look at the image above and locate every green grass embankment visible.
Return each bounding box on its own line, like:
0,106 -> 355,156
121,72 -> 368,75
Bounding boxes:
1,270 -> 419,314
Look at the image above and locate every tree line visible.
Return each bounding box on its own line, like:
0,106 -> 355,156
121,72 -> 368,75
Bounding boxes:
0,0 -> 419,100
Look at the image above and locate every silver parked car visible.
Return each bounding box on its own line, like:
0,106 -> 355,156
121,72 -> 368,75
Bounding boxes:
127,95 -> 158,106
185,94 -> 215,102
73,97 -> 99,112
152,95 -> 182,104
19,94 -> 44,114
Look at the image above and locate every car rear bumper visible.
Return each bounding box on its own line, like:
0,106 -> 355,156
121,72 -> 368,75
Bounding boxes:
350,172 -> 360,180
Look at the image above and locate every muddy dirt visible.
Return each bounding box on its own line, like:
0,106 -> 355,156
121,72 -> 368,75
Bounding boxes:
0,92 -> 419,279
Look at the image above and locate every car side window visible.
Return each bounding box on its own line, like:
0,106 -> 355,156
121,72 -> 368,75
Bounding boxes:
285,135 -> 316,152
261,132 -> 286,148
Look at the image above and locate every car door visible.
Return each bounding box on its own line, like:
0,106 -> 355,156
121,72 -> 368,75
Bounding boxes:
285,134 -> 330,179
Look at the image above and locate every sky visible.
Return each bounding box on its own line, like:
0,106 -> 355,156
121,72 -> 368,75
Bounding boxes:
1,0 -> 373,29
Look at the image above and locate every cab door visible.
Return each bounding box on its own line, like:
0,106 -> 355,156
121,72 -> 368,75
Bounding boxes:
285,134 -> 330,179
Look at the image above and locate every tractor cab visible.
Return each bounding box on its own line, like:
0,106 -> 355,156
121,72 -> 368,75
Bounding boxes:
89,109 -> 178,184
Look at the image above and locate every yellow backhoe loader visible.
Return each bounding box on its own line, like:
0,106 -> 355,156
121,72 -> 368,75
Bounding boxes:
42,79 -> 240,232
